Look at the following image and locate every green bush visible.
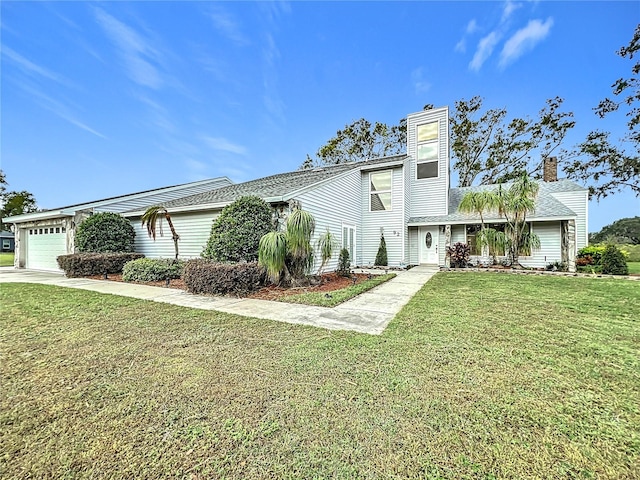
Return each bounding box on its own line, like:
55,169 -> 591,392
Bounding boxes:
577,245 -> 606,266
337,248 -> 351,277
75,212 -> 136,253
619,244 -> 640,262
122,258 -> 184,282
57,253 -> 144,277
202,196 -> 273,262
601,244 -> 629,275
374,234 -> 388,266
183,260 -> 266,297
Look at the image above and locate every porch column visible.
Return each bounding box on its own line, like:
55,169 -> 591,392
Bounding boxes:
567,219 -> 576,273
444,224 -> 451,268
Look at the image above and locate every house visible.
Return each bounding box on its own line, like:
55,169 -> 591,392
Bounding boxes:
2,177 -> 232,270
3,107 -> 588,272
1,231 -> 15,253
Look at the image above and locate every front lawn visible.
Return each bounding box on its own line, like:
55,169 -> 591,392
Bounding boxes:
1,274 -> 638,479
0,252 -> 14,267
627,261 -> 640,274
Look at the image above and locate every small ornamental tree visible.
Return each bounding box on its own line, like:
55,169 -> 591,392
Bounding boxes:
315,228 -> 337,275
374,233 -> 388,266
601,244 -> 629,275
203,196 -> 273,262
337,248 -> 351,277
141,205 -> 180,259
75,212 -> 135,253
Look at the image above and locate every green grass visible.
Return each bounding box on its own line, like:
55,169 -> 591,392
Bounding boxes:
1,273 -> 639,479
0,252 -> 14,267
282,273 -> 396,307
627,262 -> 640,274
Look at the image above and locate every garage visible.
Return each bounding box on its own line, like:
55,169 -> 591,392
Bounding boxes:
25,226 -> 68,271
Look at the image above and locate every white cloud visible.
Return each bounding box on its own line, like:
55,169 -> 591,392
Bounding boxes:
201,136 -> 247,155
2,46 -> 69,85
499,17 -> 554,68
501,1 -> 522,23
411,68 -> 431,94
93,8 -> 164,89
469,31 -> 501,71
455,39 -> 466,53
207,5 -> 249,46
466,19 -> 479,34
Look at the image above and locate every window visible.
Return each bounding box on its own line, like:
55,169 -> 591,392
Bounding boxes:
416,121 -> 439,179
2,240 -> 10,249
466,224 -> 481,255
466,223 -> 506,256
370,170 -> 392,211
342,225 -> 356,265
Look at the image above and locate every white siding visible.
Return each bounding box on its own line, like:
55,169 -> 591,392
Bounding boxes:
360,167 -> 405,267
406,108 -> 449,218
520,222 -> 562,269
403,159 -> 411,264
451,225 -> 466,244
295,169 -> 361,272
408,227 -> 419,265
94,178 -> 232,214
551,190 -> 588,248
131,210 -> 220,259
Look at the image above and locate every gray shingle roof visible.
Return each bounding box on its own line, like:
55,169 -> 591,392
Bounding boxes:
155,155 -> 407,210
409,179 -> 586,224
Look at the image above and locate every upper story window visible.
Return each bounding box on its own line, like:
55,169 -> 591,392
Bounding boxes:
416,121 -> 439,179
370,170 -> 392,211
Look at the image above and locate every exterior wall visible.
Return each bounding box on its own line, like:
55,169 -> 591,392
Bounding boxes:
93,178 -> 232,214
295,169 -> 362,272
131,210 -> 220,259
407,227 -> 419,265
403,158 -> 412,264
359,167 -> 405,267
520,222 -> 563,269
551,190 -> 588,248
406,107 -> 449,218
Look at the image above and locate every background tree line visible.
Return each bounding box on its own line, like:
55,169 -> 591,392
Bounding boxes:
302,25 -> 639,201
0,170 -> 38,231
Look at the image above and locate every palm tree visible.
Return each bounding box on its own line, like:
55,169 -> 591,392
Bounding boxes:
258,207 -> 315,285
315,228 -> 337,275
141,205 -> 180,259
459,190 -> 499,258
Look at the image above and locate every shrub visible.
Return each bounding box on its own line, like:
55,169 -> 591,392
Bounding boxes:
183,260 -> 266,297
75,212 -> 136,253
337,248 -> 351,277
447,242 -> 470,268
122,258 -> 184,282
577,245 -> 606,266
57,252 -> 144,277
545,261 -> 567,272
202,196 -> 273,262
601,244 -> 629,275
374,234 -> 388,266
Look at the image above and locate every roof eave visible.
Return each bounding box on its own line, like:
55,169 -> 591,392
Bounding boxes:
2,209 -> 75,224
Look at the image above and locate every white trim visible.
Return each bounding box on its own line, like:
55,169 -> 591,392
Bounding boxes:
341,223 -> 357,266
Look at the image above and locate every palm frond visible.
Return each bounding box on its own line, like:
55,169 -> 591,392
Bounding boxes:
258,231 -> 288,283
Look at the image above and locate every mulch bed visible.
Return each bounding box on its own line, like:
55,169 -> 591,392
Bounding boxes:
87,272 -> 370,297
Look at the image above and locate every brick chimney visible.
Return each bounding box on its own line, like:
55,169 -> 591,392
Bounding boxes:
543,157 -> 558,182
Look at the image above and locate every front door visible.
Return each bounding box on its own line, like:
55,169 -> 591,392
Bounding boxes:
420,226 -> 439,264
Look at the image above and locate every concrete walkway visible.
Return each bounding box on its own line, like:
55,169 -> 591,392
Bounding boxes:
0,266 -> 438,335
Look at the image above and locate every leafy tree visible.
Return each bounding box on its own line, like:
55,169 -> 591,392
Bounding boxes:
563,25 -> 640,198
301,118 -> 406,169
374,233 -> 388,266
75,212 -> 135,253
590,216 -> 640,244
202,196 -> 273,262
1,191 -> 38,231
336,248 -> 351,277
0,170 -> 6,196
258,208 -> 315,285
452,96 -> 575,186
141,205 -> 180,259
315,228 -> 337,275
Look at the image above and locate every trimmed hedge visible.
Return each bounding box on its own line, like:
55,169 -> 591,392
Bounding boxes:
57,253 -> 144,277
122,258 -> 184,282
75,212 -> 136,253
183,260 -> 265,297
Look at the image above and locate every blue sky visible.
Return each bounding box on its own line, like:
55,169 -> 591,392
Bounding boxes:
1,1 -> 638,232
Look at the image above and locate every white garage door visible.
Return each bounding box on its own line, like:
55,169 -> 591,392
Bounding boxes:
26,226 -> 68,271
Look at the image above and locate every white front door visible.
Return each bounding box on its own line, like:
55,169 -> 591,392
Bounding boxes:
419,226 -> 439,264
342,224 -> 356,266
